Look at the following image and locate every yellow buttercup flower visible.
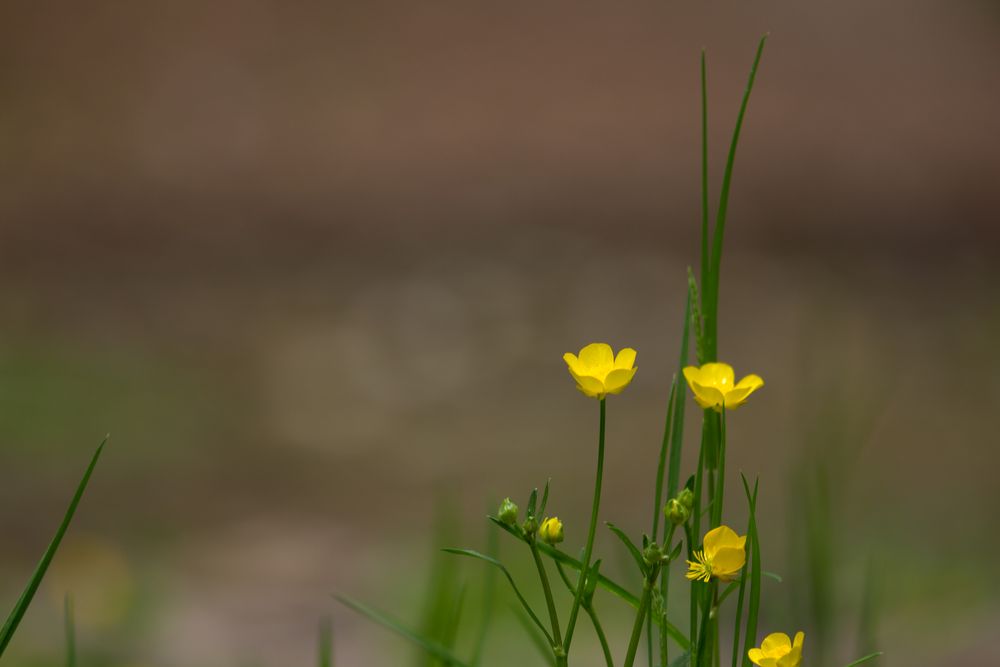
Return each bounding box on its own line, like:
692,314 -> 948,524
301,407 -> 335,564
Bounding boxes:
748,631 -> 804,667
682,362 -> 763,412
685,525 -> 747,582
539,517 -> 564,545
563,343 -> 637,399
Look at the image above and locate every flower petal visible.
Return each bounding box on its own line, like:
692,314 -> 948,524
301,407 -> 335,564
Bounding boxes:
725,374 -> 764,408
761,633 -> 792,657
690,381 -> 725,410
563,352 -> 584,375
614,347 -> 637,370
748,649 -> 777,667
578,343 -> 614,372
792,632 -> 804,650
777,646 -> 802,667
604,367 -> 637,395
570,371 -> 606,398
703,525 -> 743,556
709,546 -> 747,578
700,362 -> 735,388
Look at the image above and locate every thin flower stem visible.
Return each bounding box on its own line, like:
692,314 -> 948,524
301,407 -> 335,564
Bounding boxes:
564,398 -> 606,652
624,569 -> 659,667
712,408 -> 727,528
587,605 -> 615,667
530,541 -> 564,662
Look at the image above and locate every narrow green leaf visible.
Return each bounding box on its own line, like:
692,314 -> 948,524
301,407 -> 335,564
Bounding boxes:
469,526 -> 498,667
652,376 -> 678,541
441,548 -> 553,646
539,479 -> 551,516
730,481 -> 757,667
843,652 -> 883,667
511,605 -> 557,667
527,488 -> 538,519
606,522 -> 646,575
317,615 -> 333,667
667,288 -> 691,499
334,595 -> 470,667
0,437 -> 106,658
739,475 -> 761,667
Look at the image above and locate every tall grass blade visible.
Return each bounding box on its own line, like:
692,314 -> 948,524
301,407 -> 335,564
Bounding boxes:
317,615 -> 333,667
704,35 -> 768,359
469,527 -> 498,667
739,475 -> 761,667
0,437 -> 106,658
334,595 -> 471,667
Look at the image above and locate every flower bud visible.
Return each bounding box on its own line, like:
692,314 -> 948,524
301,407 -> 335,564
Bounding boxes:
643,542 -> 664,566
678,487 -> 695,510
539,517 -> 564,545
664,498 -> 691,526
498,497 -> 519,525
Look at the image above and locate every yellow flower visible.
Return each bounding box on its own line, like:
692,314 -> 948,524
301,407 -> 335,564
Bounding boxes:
685,525 -> 747,582
563,343 -> 637,399
682,362 -> 763,412
539,517 -> 564,545
748,631 -> 804,667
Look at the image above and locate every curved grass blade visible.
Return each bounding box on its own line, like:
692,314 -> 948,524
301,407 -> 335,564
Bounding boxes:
606,522 -> 645,574
511,604 -> 557,667
0,437 -> 107,658
334,594 -> 470,667
441,548 -> 553,646
843,653 -> 882,667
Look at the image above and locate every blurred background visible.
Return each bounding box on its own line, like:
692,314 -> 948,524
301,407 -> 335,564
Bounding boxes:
1,1 -> 998,665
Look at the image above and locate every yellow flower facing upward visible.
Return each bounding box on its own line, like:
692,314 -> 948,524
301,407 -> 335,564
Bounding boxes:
685,525 -> 747,582
563,343 -> 637,399
748,631 -> 804,667
682,362 -> 763,412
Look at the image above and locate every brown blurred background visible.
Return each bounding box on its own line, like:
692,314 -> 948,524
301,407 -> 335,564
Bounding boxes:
1,1 -> 998,666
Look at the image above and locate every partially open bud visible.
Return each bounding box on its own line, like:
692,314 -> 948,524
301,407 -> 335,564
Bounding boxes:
539,517 -> 565,545
665,498 -> 691,526
498,497 -> 519,526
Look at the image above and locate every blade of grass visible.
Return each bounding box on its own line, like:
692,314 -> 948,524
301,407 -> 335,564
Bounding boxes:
730,481 -> 757,667
334,595 -> 471,667
64,594 -> 75,667
843,652 -> 883,667
667,288 -> 692,499
318,616 -> 333,667
0,437 -> 106,658
441,548 -> 553,646
652,376 -> 678,542
704,35 -> 768,359
739,475 -> 761,667
699,49 -> 710,314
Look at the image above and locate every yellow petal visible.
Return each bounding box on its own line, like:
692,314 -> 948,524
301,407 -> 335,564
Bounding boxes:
725,374 -> 764,408
748,649 -> 777,667
709,546 -> 747,578
578,343 -> 614,371
703,525 -> 743,556
792,632 -> 804,650
735,373 -> 764,391
563,352 -> 584,375
571,372 -> 605,398
761,633 -> 792,657
700,362 -> 735,388
683,365 -> 704,386
690,381 -> 725,410
604,367 -> 637,395
777,646 -> 801,667
614,347 -> 637,370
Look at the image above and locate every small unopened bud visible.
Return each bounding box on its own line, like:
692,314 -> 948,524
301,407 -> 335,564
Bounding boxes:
498,497 -> 519,525
643,542 -> 664,566
678,487 -> 695,510
539,517 -> 565,545
664,498 -> 691,526
522,517 -> 538,535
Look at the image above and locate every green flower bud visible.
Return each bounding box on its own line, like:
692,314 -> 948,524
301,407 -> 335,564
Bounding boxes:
498,497 -> 519,525
643,542 -> 665,566
539,517 -> 564,545
664,498 -> 691,526
678,487 -> 695,510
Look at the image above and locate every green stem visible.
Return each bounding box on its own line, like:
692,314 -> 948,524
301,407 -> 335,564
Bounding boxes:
564,398 -> 607,651
711,409 -> 727,529
624,570 -> 659,667
530,541 -> 564,659
587,606 -> 615,667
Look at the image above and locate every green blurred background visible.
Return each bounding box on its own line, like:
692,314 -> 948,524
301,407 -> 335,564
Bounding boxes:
1,1 -> 998,665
